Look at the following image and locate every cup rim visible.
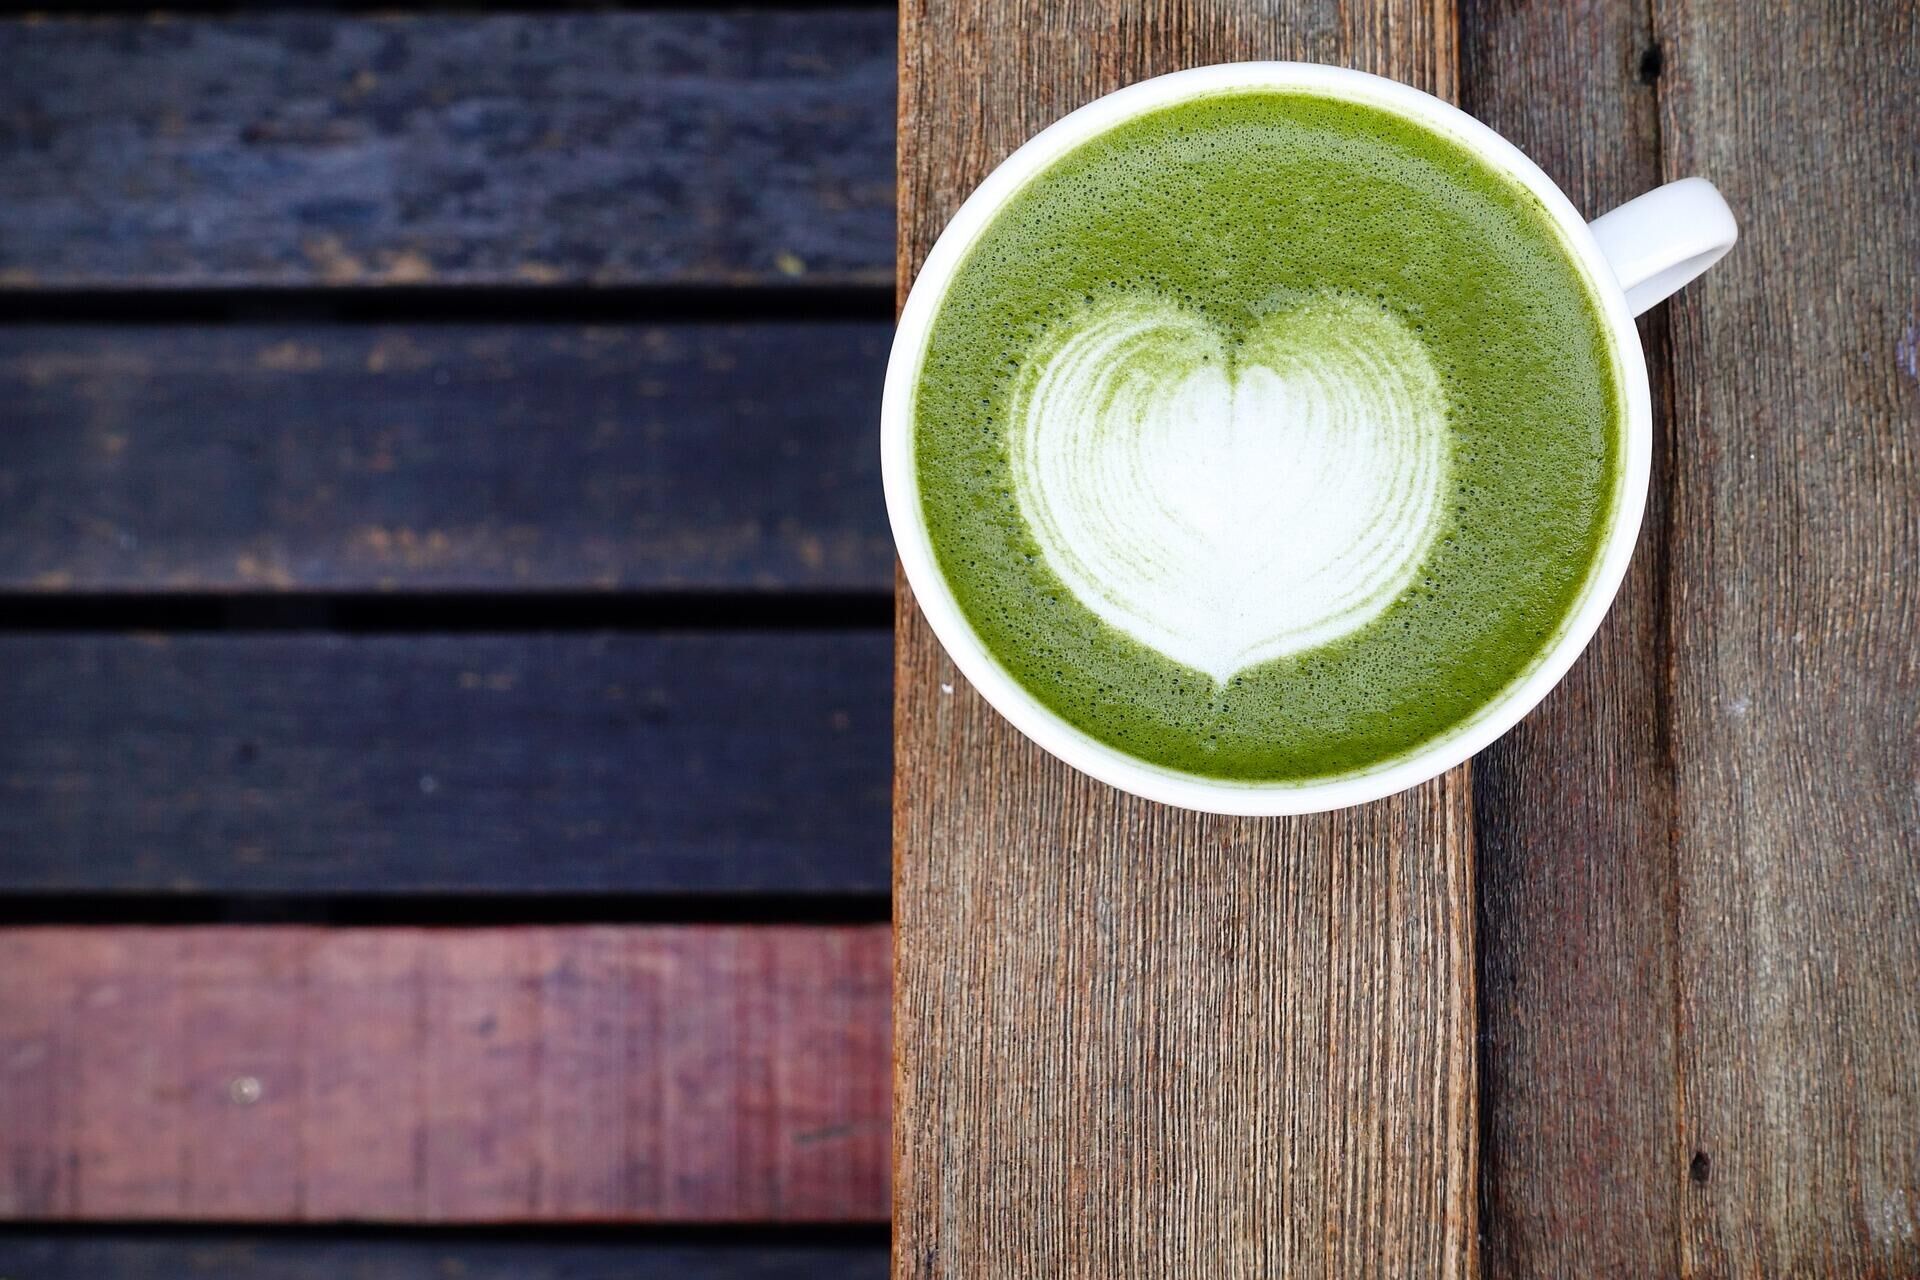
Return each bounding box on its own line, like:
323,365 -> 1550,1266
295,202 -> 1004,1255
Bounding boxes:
881,60 -> 1651,816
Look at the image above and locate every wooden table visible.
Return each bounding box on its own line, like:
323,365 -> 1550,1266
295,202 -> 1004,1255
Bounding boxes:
0,3 -> 1911,1278
894,1 -> 1918,1276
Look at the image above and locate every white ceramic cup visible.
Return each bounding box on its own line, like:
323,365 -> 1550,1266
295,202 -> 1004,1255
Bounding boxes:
881,61 -> 1736,816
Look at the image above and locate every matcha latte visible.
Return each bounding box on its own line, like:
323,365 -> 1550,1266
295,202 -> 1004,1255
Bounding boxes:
911,89 -> 1625,783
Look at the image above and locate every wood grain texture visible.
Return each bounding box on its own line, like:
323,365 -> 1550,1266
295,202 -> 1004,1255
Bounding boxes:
0,323 -> 890,592
0,927 -> 890,1222
0,633 -> 889,894
0,12 -> 892,289
0,1233 -> 887,1280
892,4 -> 1473,1276
1654,1 -> 1920,1273
1460,2 -> 1683,1274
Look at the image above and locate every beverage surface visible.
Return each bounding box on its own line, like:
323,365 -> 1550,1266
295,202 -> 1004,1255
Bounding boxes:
913,88 -> 1623,782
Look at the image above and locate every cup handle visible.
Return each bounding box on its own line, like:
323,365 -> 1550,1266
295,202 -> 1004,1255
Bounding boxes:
1587,177 -> 1738,317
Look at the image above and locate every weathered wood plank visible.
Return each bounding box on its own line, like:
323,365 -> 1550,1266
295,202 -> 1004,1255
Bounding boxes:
0,633 -> 889,894
0,12 -> 893,289
1460,3 -> 1683,1274
0,323 -> 890,592
0,927 -> 891,1222
893,4 -> 1473,1278
1654,1 -> 1920,1273
0,1233 -> 888,1280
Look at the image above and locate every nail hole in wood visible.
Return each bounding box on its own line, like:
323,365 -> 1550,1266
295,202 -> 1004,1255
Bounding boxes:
1638,43 -> 1665,85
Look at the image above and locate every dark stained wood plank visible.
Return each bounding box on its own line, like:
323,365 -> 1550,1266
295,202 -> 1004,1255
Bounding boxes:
0,12 -> 893,289
0,927 -> 890,1222
0,323 -> 891,592
1460,3 -> 1683,1274
0,633 -> 889,894
1654,1 -> 1920,1273
0,1233 -> 887,1280
892,4 -> 1474,1277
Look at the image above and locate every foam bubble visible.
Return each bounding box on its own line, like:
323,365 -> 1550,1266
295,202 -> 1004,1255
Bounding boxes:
1008,292 -> 1450,683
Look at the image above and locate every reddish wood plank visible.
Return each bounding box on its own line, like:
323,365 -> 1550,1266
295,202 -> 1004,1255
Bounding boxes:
303,932 -> 430,1218
0,928 -> 890,1223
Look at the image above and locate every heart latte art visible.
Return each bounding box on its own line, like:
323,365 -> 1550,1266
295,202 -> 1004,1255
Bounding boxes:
1009,293 -> 1452,683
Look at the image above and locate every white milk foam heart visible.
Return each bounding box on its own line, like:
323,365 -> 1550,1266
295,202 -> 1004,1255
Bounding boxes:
1009,293 -> 1451,683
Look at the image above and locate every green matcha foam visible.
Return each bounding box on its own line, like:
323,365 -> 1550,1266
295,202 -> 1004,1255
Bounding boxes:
913,89 -> 1623,782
